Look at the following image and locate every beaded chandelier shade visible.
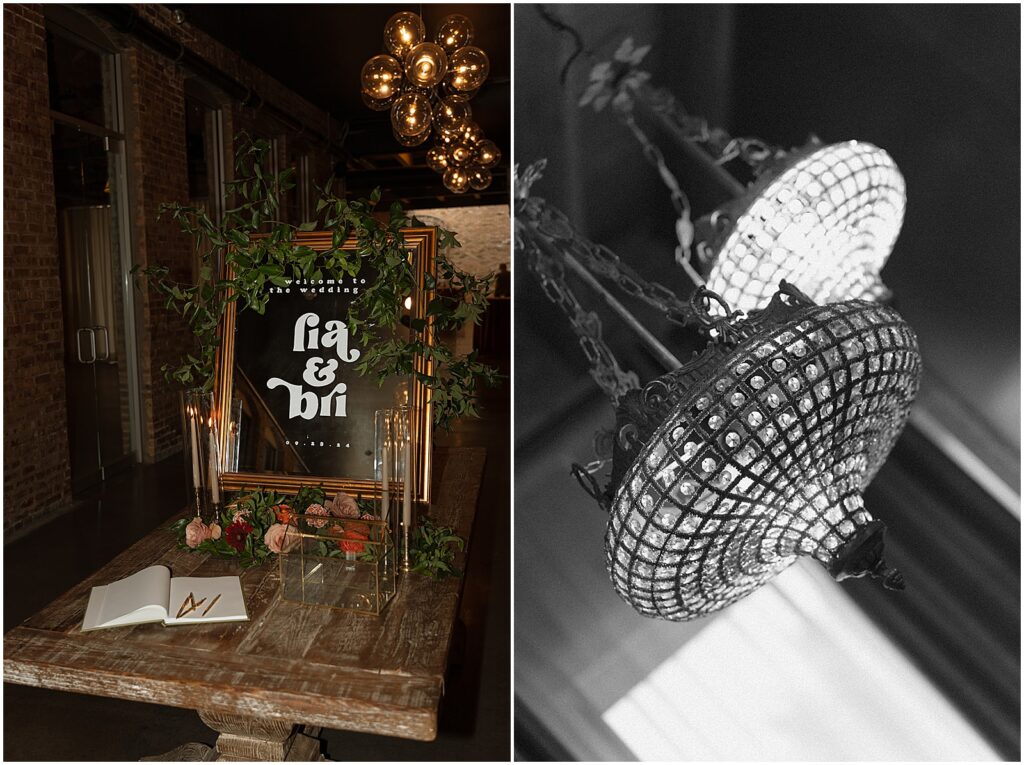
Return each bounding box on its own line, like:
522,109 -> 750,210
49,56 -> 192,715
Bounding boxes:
361,12 -> 500,194
602,286 -> 920,620
700,141 -> 906,314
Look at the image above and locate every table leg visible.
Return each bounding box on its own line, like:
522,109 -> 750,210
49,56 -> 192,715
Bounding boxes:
140,711 -> 326,761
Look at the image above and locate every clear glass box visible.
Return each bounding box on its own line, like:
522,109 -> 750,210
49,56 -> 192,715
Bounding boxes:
279,513 -> 397,615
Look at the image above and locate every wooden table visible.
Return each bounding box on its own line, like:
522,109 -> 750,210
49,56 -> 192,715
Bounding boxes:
4,447 -> 485,761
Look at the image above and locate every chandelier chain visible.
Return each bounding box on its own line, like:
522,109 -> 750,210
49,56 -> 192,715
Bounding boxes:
515,160 -> 723,402
517,228 -> 640,401
616,110 -> 708,286
522,197 -> 696,324
637,82 -> 780,168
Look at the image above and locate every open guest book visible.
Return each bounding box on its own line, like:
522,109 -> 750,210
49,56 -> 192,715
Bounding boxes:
82,565 -> 248,631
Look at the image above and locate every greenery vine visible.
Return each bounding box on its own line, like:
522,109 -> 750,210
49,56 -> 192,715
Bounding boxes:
134,133 -> 500,428
409,516 -> 465,578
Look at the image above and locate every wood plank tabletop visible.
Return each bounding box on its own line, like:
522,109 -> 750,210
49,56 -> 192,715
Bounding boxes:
3,447 -> 486,743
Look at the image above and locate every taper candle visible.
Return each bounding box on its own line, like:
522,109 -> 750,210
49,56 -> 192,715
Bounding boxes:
189,405 -> 201,490
208,416 -> 220,506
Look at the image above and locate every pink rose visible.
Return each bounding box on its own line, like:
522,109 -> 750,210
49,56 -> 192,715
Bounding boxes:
330,492 -> 360,518
305,503 -> 329,528
209,523 -> 222,540
184,517 -> 212,549
264,523 -> 300,554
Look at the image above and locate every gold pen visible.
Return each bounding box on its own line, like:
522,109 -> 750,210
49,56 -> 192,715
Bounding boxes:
176,592 -> 196,619
201,593 -> 222,616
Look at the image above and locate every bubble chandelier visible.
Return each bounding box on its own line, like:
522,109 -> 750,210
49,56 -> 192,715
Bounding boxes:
515,161 -> 920,621
577,37 -> 906,313
361,11 -> 501,194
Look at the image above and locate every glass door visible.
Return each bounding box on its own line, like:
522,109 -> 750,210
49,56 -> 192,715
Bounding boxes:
48,19 -> 140,495
53,123 -> 133,493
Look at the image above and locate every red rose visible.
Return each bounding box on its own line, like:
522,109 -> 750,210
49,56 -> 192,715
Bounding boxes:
329,522 -> 370,554
224,519 -> 254,552
338,529 -> 369,554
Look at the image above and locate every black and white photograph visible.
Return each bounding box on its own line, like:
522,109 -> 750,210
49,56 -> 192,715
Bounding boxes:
514,4 -> 1019,761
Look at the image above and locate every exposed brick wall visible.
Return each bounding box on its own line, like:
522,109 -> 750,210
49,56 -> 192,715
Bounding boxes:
3,4 -> 73,537
4,3 -> 343,537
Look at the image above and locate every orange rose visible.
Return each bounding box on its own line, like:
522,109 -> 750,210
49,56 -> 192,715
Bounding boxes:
272,504 -> 294,525
338,529 -> 369,554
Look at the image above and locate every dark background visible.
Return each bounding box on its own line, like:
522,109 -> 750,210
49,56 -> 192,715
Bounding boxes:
515,4 -> 1019,759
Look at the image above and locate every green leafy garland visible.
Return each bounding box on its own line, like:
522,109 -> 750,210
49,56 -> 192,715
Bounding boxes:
134,133 -> 500,428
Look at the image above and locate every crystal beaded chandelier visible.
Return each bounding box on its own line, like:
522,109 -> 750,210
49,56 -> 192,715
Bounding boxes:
603,288 -> 919,620
361,11 -> 501,193
516,160 -> 921,621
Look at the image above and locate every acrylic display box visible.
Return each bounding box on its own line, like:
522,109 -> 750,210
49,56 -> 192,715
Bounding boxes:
279,513 -> 397,616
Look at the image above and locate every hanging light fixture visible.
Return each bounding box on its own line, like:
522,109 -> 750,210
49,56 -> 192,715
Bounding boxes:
361,11 -> 500,194
576,36 -> 906,313
515,162 -> 920,621
602,286 -> 918,620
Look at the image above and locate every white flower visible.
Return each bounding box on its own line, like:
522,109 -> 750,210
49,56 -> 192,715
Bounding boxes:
578,38 -> 653,112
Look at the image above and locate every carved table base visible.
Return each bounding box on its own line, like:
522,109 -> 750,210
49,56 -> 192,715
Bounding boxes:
141,711 -> 327,761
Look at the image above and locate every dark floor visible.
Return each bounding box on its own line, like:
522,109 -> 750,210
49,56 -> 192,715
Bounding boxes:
3,352 -> 510,762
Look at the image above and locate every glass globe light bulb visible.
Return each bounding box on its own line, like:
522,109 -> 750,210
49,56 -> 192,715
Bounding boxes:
475,139 -> 501,168
446,46 -> 490,92
435,13 -> 474,53
383,11 -> 425,58
360,54 -> 404,103
443,166 -> 470,193
446,120 -> 482,147
468,166 -> 492,191
404,42 -> 448,89
448,142 -> 476,168
434,95 -> 473,135
390,91 -> 432,138
426,146 -> 448,173
463,123 -> 484,145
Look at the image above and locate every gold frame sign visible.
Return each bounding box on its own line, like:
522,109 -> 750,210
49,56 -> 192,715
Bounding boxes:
213,227 -> 436,503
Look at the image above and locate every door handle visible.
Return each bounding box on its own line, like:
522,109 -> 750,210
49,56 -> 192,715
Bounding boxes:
93,325 -> 111,362
76,327 -> 96,364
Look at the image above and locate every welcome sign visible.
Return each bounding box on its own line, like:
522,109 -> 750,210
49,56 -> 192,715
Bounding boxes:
215,229 -> 436,502
232,270 -> 392,478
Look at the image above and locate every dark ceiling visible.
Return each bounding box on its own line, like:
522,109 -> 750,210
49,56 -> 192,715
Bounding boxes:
168,3 -> 510,207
